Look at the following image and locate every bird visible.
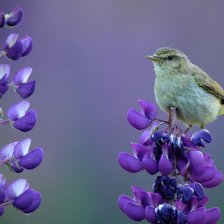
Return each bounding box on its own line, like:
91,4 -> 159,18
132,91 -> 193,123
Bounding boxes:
145,47 -> 224,128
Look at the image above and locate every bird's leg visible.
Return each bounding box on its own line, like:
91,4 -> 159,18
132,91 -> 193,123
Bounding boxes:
168,107 -> 178,132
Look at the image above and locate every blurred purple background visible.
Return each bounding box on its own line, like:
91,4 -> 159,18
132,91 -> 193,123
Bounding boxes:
0,0 -> 224,223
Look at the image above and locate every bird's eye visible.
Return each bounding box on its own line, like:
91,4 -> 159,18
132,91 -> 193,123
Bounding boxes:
167,55 -> 174,61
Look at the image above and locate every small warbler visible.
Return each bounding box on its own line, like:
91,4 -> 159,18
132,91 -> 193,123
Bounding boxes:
146,47 -> 224,128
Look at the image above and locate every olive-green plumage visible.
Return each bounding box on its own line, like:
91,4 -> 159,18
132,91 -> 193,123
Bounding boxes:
146,47 -> 224,127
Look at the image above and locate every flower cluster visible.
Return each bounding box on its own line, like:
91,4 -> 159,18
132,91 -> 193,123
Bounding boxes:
0,7 -> 43,217
118,100 -> 223,223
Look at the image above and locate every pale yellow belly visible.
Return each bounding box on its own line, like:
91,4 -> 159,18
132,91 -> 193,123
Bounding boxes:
154,75 -> 221,126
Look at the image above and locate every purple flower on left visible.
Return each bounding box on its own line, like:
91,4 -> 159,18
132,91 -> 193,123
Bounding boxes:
7,101 -> 37,132
0,6 -> 43,218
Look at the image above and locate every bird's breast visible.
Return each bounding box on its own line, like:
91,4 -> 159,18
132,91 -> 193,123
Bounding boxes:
154,73 -> 221,126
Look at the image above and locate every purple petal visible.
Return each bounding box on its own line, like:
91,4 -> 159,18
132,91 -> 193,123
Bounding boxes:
196,196 -> 209,208
131,143 -> 147,161
139,121 -> 160,146
7,179 -> 29,199
0,142 -> 17,161
188,150 -> 205,175
182,136 -> 197,149
142,153 -> 158,175
0,174 -> 6,188
5,41 -> 23,60
0,77 -> 9,96
182,186 -> 194,203
21,35 -> 32,57
127,108 -> 150,130
150,193 -> 164,207
202,207 -> 221,224
13,109 -> 37,132
4,33 -> 19,49
22,190 -> 41,213
193,166 -> 216,183
139,130 -> 153,146
13,67 -> 32,85
203,153 -> 214,167
13,189 -> 34,210
145,206 -> 157,223
0,10 -> 5,28
177,157 -> 189,176
189,183 -> 204,200
19,147 -> 44,169
118,195 -> 134,213
124,202 -> 145,221
0,188 -> 5,204
7,101 -> 30,120
201,170 -> 223,188
0,64 -> 10,80
131,186 -> 150,207
118,152 -> 143,173
16,80 -> 36,98
158,155 -> 173,175
9,161 -> 24,173
186,207 -> 206,224
191,129 -> 212,147
0,208 -> 4,216
138,100 -> 157,120
13,138 -> 31,159
4,7 -> 23,27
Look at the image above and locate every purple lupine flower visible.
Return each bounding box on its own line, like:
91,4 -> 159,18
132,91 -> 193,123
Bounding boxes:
119,185 -> 221,224
118,99 -> 223,223
176,196 -> 221,224
4,7 -> 23,27
0,139 -> 43,172
3,34 -> 32,60
0,64 -> 10,97
7,101 -> 37,132
153,176 -> 177,200
190,129 -> 213,147
155,203 -> 185,224
177,182 -> 205,205
118,186 -> 163,222
178,139 -> 223,188
127,100 -> 157,130
3,33 -> 23,60
0,10 -> 5,28
5,178 -> 41,213
0,6 -> 43,218
13,67 -> 35,98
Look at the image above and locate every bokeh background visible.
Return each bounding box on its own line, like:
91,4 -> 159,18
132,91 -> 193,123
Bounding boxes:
0,0 -> 224,223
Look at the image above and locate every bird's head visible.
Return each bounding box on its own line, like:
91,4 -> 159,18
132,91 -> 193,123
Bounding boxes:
145,47 -> 190,76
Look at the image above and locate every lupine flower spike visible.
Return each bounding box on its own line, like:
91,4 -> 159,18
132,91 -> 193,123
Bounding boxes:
0,6 -> 43,217
118,100 -> 223,223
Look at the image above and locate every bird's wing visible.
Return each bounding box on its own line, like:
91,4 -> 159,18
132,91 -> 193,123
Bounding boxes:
192,65 -> 224,101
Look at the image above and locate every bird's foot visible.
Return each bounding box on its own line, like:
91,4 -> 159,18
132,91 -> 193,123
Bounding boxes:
184,125 -> 192,134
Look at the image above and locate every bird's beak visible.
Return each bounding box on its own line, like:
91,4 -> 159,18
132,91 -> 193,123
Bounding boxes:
145,55 -> 160,62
